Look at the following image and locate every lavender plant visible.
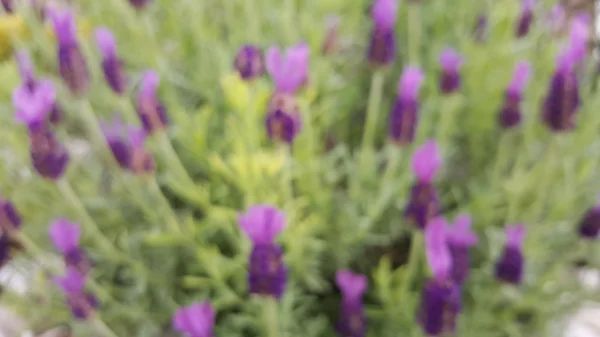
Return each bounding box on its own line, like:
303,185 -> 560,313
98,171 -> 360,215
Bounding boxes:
0,0 -> 599,336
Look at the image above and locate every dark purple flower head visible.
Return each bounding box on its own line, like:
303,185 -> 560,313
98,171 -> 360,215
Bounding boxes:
438,48 -> 463,94
266,92 -> 302,144
49,218 -> 80,256
578,194 -> 600,239
54,267 -> 98,320
101,116 -> 131,169
367,0 -> 397,66
0,193 -> 21,235
234,45 -> 264,81
13,79 -> 57,130
129,0 -> 152,10
336,270 -> 368,337
95,27 -> 127,95
515,0 -> 535,38
372,0 -> 397,30
389,67 -> 424,145
102,117 -> 154,174
447,214 -> 478,284
1,0 -> 13,12
499,61 -> 531,129
50,8 -> 90,96
137,71 -> 168,134
54,267 -> 85,294
495,224 -> 526,285
240,205 -> 287,299
405,141 -> 442,229
425,217 -> 452,281
0,235 -> 11,268
322,15 -> 341,55
172,302 -> 215,337
29,127 -> 70,180
541,47 -> 580,132
418,280 -> 462,336
266,43 -> 310,93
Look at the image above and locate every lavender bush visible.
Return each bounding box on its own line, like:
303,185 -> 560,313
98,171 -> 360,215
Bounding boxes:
0,0 -> 599,336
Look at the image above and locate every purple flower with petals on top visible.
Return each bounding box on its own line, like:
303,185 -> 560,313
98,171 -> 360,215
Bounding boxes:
239,205 -> 287,299
495,224 -> 526,284
54,267 -> 85,294
13,79 -> 57,130
29,127 -> 70,180
438,48 -> 463,94
129,0 -> 152,10
172,302 -> 215,337
389,66 -> 424,145
234,45 -> 264,81
54,267 -> 98,320
568,14 -> 590,66
265,93 -> 302,144
367,0 -> 397,66
447,214 -> 478,284
578,194 -> 600,239
49,218 -> 91,274
405,140 -> 442,230
127,126 -> 155,174
336,270 -> 368,337
101,117 -> 154,174
418,217 -> 462,336
499,61 -> 531,129
0,193 -> 21,236
516,0 -> 535,38
50,8 -> 90,96
101,116 -> 131,169
266,43 -> 310,94
95,27 -> 127,95
136,71 -> 168,134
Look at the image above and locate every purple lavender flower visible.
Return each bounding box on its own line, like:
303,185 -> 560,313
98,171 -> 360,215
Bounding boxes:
239,205 -> 287,299
234,45 -> 264,81
172,302 -> 216,337
578,195 -> 600,239
95,27 -> 127,95
265,94 -> 302,144
447,214 -> 478,284
547,5 -> 566,35
438,48 -> 463,95
0,193 -> 21,236
389,66 -> 424,145
367,0 -> 397,66
418,217 -> 462,336
101,116 -> 131,169
515,0 -> 535,38
541,48 -> 580,132
568,14 -> 590,66
101,117 -> 154,174
1,0 -> 13,12
129,0 -> 152,10
336,270 -> 367,337
136,71 -> 168,134
265,43 -> 310,94
12,78 -> 57,130
498,61 -> 531,129
322,15 -> 341,55
127,126 -> 155,174
29,127 -> 70,180
405,140 -> 442,229
54,267 -> 98,320
495,224 -> 526,284
473,14 -> 488,43
49,218 -> 91,274
50,8 -> 90,96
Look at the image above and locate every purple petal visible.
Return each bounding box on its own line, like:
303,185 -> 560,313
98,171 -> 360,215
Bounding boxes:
239,204 -> 286,244
522,0 -> 535,10
336,270 -> 367,300
425,216 -> 451,281
508,61 -> 531,94
372,0 -> 398,30
447,214 -> 478,247
139,70 -> 160,99
547,5 -> 565,31
265,46 -> 282,79
172,302 -> 215,337
95,27 -> 117,59
411,140 -> 442,183
266,43 -> 310,93
505,224 -> 525,248
54,267 -> 85,294
100,115 -> 125,140
568,13 -> 590,64
398,66 -> 424,101
126,126 -> 146,148
48,218 -> 81,254
13,79 -> 57,126
439,48 -> 463,72
49,7 -> 77,46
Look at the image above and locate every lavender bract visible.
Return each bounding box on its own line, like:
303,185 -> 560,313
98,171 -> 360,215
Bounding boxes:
438,48 -> 463,95
578,195 -> 600,239
367,0 -> 397,66
49,218 -> 91,274
239,205 -> 287,299
234,44 -> 264,81
137,71 -> 169,134
515,0 -> 534,38
101,117 -> 154,174
447,214 -> 478,284
405,140 -> 442,229
54,267 -> 98,320
336,270 -> 368,337
95,27 -> 127,95
389,66 -> 424,145
498,61 -> 531,129
50,8 -> 90,96
172,302 -> 215,337
29,127 -> 70,180
495,225 -> 526,284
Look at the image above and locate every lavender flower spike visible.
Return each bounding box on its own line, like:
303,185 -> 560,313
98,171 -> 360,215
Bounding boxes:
447,214 -> 478,283
234,44 -> 264,81
499,61 -> 531,128
389,66 -> 424,145
568,13 -> 590,66
29,127 -> 70,180
127,126 -> 155,174
49,218 -> 91,274
0,193 -> 21,236
439,48 -> 464,94
418,216 -> 462,336
367,0 -> 398,66
578,194 -> 600,239
54,267 -> 98,320
516,0 -> 535,38
405,140 -> 442,229
495,224 -> 526,284
101,116 -> 131,169
172,302 -> 216,337
13,79 -> 57,130
95,27 -> 127,95
336,270 -> 368,337
265,43 -> 310,94
137,71 -> 168,134
239,205 -> 287,299
50,8 -> 90,96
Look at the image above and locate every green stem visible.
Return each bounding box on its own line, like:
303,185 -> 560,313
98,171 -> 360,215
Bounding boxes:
408,4 -> 421,65
435,95 -> 461,147
491,132 -> 511,185
148,177 -> 182,233
245,0 -> 262,42
93,317 -> 121,337
280,144 -> 294,209
400,230 -> 423,315
284,0 -> 295,43
263,298 -> 280,337
528,139 -> 558,221
380,145 -> 403,188
351,71 -> 386,200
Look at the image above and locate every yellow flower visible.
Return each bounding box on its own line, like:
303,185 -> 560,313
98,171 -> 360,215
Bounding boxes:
220,72 -> 249,112
0,15 -> 27,58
